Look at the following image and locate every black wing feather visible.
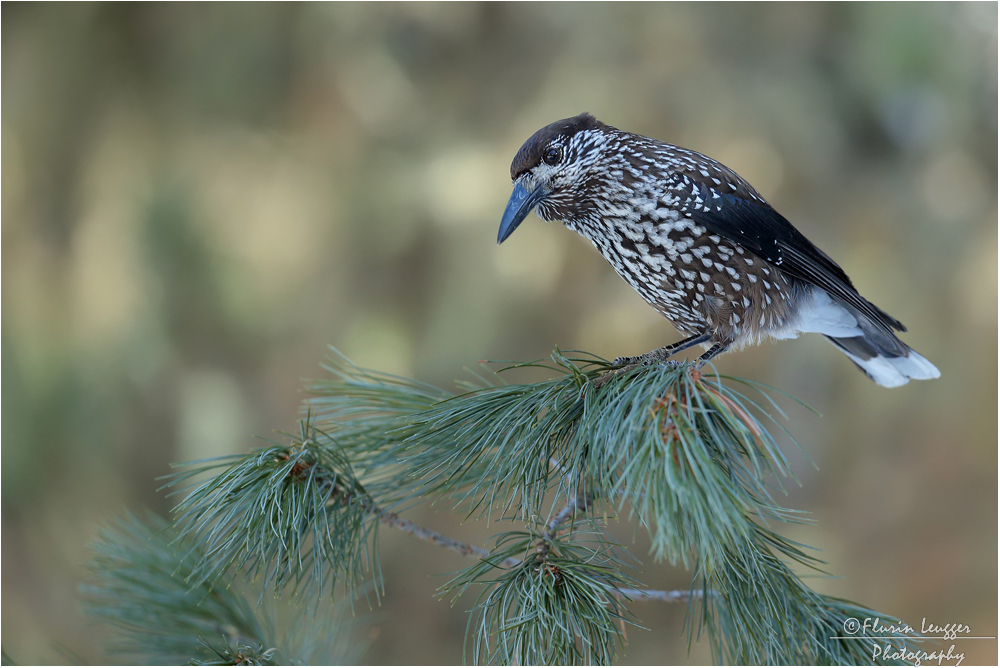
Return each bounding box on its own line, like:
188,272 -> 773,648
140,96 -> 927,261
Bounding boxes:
679,179 -> 905,335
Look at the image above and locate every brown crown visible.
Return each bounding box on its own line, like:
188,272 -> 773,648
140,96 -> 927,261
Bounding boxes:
510,113 -> 603,180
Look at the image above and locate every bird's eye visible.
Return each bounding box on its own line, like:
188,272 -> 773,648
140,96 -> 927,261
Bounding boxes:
542,146 -> 563,165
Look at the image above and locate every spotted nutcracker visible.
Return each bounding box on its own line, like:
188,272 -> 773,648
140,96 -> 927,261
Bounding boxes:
497,113 -> 939,387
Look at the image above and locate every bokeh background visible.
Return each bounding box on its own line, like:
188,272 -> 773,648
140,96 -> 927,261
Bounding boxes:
3,3 -> 996,664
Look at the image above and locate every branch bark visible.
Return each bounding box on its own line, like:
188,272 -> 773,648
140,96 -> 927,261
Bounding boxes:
545,491 -> 596,539
366,495 -> 710,603
374,506 -> 521,569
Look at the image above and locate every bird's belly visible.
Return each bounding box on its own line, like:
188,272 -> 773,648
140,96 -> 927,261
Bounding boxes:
586,221 -> 802,345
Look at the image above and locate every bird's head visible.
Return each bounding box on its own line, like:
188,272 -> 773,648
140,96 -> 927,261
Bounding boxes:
497,113 -> 612,244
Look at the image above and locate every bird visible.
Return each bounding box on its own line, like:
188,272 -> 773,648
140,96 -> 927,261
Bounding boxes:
496,113 -> 940,387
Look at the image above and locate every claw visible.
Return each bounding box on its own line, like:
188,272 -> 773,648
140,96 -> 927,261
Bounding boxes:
594,363 -> 636,389
613,355 -> 681,369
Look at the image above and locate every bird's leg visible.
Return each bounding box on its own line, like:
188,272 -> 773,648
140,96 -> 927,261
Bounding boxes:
595,332 -> 713,389
695,342 -> 728,367
612,332 -> 712,367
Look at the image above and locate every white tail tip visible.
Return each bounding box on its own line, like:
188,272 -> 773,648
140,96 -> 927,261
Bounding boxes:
835,345 -> 941,388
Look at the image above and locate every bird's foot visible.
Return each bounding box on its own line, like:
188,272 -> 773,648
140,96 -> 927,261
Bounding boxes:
612,353 -> 682,368
595,356 -> 681,389
594,365 -> 634,389
612,355 -> 640,367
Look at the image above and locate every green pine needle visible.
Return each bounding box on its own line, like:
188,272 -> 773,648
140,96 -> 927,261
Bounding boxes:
82,512 -> 272,664
583,361 -> 796,567
446,527 -> 638,666
695,524 -> 922,664
81,512 -> 364,665
163,419 -> 377,602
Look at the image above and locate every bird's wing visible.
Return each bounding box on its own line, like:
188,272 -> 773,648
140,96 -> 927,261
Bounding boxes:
669,173 -> 906,335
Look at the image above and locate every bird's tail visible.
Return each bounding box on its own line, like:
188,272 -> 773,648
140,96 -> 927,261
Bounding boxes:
823,334 -> 940,388
783,286 -> 940,387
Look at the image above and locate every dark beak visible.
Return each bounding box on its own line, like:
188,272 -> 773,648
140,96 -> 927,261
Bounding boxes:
497,182 -> 547,244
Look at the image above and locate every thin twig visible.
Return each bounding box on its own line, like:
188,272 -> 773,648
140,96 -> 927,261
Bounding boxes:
321,476 -> 713,603
361,495 -> 709,603
616,587 -> 710,602
374,506 -> 521,569
545,491 -> 596,539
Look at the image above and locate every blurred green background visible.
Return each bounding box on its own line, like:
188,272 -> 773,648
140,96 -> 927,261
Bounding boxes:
2,2 -> 996,664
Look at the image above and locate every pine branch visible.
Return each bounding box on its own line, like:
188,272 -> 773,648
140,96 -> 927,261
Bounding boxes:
444,526 -> 640,665
163,418 -> 379,602
166,423 -> 696,602
367,501 -> 517,568
305,348 -> 918,664
320,349 -> 803,568
371,491 -> 699,602
80,512 -> 361,665
616,588 -> 703,603
82,512 -> 272,664
149,347 -> 919,665
544,491 -> 596,538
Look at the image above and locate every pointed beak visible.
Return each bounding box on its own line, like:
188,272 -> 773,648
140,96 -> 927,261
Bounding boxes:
497,182 -> 547,244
